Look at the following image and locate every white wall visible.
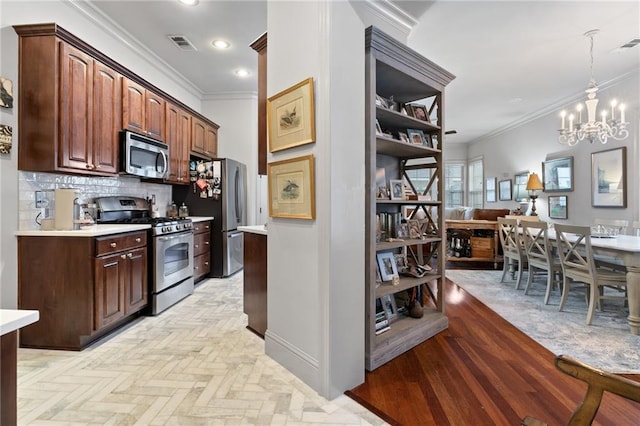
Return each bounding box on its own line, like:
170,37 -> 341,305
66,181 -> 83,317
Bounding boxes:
202,95 -> 259,225
468,75 -> 639,224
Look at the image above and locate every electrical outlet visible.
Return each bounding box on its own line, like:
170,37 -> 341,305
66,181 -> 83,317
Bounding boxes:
35,191 -> 45,208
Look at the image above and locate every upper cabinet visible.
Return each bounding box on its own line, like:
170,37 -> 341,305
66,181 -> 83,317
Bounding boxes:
122,78 -> 165,142
13,23 -> 220,178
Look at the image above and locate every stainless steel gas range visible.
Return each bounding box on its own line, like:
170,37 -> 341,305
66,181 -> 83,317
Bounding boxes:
95,196 -> 194,315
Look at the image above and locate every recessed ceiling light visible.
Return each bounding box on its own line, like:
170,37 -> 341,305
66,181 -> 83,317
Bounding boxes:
178,0 -> 199,6
235,69 -> 250,78
212,39 -> 230,49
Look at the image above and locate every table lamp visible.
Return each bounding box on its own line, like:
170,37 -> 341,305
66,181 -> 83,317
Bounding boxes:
526,173 -> 544,216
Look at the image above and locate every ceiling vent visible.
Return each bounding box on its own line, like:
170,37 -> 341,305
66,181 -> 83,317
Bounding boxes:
168,35 -> 197,51
620,38 -> 640,49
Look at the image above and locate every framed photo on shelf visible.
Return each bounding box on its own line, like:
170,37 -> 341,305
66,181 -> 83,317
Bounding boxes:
406,129 -> 425,146
499,179 -> 512,201
376,252 -> 398,282
389,179 -> 404,200
486,177 -> 497,203
591,147 -> 626,208
380,294 -> 398,322
543,156 -> 573,192
398,131 -> 409,143
375,94 -> 389,109
548,195 -> 568,219
394,253 -> 409,274
267,77 -> 315,152
267,154 -> 315,219
513,172 -> 529,202
408,103 -> 430,123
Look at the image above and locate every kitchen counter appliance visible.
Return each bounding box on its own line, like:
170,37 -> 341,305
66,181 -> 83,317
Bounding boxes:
95,196 -> 194,314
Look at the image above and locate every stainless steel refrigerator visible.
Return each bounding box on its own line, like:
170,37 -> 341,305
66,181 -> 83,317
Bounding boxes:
173,158 -> 247,277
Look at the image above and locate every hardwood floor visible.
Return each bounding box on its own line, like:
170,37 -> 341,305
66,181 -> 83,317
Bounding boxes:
347,278 -> 640,426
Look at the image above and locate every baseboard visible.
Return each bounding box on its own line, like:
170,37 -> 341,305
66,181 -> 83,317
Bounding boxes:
265,330 -> 320,394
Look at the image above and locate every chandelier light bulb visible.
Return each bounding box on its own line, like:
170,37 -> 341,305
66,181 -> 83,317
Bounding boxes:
558,30 -> 629,146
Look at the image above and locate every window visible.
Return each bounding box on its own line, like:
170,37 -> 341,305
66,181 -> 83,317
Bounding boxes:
468,157 -> 483,208
444,162 -> 465,207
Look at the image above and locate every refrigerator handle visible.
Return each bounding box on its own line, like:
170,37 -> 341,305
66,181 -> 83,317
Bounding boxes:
235,167 -> 241,222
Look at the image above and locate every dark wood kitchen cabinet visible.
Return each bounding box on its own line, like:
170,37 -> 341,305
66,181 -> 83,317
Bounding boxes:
122,78 -> 165,141
17,230 -> 148,350
191,116 -> 218,158
193,220 -> 212,282
165,102 -> 191,184
243,231 -> 267,338
15,31 -> 120,176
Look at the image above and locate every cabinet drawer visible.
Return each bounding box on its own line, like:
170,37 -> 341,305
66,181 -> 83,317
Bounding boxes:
193,252 -> 210,280
96,231 -> 147,256
193,221 -> 211,234
193,232 -> 211,257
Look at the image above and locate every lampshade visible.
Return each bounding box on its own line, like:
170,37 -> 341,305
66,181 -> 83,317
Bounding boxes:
526,173 -> 544,191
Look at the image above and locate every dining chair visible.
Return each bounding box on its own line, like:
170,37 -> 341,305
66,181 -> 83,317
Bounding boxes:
497,217 -> 527,289
554,224 -> 628,325
593,218 -> 629,235
521,221 -> 562,304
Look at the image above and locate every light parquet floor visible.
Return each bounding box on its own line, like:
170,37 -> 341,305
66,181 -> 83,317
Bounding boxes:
17,274 -> 386,425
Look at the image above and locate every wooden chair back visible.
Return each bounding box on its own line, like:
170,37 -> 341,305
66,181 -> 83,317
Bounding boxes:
522,221 -> 554,269
497,217 -> 522,261
554,224 -> 596,281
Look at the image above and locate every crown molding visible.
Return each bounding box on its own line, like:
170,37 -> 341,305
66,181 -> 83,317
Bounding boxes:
360,0 -> 419,37
202,92 -> 258,102
67,0 -> 204,99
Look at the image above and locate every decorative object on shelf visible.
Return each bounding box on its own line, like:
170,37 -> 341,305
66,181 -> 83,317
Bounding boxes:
548,195 -> 568,219
0,77 -> 13,108
398,131 -> 409,143
513,172 -> 529,202
380,294 -> 398,321
558,30 -> 628,146
267,154 -> 315,219
486,177 -> 497,203
591,147 -> 626,208
375,94 -> 388,109
389,179 -> 404,200
375,119 -> 383,135
525,172 -> 544,216
542,156 -> 573,192
267,77 -> 315,152
377,251 -> 399,282
0,124 -> 12,154
406,103 -> 430,123
406,129 -> 425,146
499,179 -> 512,201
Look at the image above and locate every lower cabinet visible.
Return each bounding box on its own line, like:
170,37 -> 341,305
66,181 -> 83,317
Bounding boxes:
193,220 -> 212,282
17,230 -> 148,350
243,231 -> 267,338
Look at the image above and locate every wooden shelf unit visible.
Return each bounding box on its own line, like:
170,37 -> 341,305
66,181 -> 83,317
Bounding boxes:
444,219 -> 501,268
365,26 -> 455,371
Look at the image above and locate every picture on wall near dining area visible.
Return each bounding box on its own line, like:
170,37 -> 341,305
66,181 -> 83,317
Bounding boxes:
591,147 -> 626,208
499,179 -> 512,201
548,195 -> 568,219
543,156 -> 573,192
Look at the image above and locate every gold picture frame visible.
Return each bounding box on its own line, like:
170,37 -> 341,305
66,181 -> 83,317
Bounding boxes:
268,154 -> 316,219
267,77 -> 315,152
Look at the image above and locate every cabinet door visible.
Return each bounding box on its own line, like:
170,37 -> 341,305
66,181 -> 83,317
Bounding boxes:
94,253 -> 126,330
122,78 -> 145,135
204,124 -> 218,157
165,102 -> 181,182
92,61 -> 121,174
177,109 -> 192,182
145,91 -> 165,141
191,116 -> 206,154
125,247 -> 148,314
59,43 -> 93,171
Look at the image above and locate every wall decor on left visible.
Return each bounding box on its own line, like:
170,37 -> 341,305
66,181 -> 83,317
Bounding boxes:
0,77 -> 13,108
0,124 -> 12,154
267,77 -> 315,152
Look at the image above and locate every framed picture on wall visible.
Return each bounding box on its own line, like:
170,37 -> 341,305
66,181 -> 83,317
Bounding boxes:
543,157 -> 573,192
486,177 -> 497,203
513,172 -> 529,202
548,195 -> 568,219
499,179 -> 512,201
591,147 -> 626,208
267,77 -> 315,152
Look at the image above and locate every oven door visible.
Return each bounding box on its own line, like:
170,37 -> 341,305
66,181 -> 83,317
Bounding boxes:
153,230 -> 194,293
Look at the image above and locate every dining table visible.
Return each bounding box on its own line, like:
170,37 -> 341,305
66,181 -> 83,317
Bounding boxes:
545,229 -> 640,335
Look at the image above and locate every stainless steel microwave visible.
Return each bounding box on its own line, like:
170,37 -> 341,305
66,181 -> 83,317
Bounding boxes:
120,130 -> 168,179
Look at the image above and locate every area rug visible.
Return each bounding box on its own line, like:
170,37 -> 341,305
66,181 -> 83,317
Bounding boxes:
446,269 -> 640,373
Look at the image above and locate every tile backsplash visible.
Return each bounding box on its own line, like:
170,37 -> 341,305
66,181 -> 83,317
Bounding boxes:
19,172 -> 172,230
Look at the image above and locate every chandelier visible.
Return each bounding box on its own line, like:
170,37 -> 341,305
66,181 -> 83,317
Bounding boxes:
558,29 -> 629,146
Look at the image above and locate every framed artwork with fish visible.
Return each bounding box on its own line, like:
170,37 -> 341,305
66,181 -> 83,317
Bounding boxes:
267,77 -> 315,152
267,154 -> 315,219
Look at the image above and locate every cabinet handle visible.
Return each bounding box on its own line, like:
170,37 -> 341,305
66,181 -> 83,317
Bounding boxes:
205,225 -> 210,230
121,254 -> 127,259
204,241 -> 209,246
204,261 -> 209,266
135,238 -> 141,243
194,244 -> 199,249
86,164 -> 95,170
194,266 -> 199,270
110,242 -> 117,248
127,253 -> 133,258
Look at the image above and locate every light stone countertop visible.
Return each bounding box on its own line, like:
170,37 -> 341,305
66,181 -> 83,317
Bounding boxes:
238,225 -> 267,236
14,224 -> 151,237
189,216 -> 214,223
0,309 -> 39,336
